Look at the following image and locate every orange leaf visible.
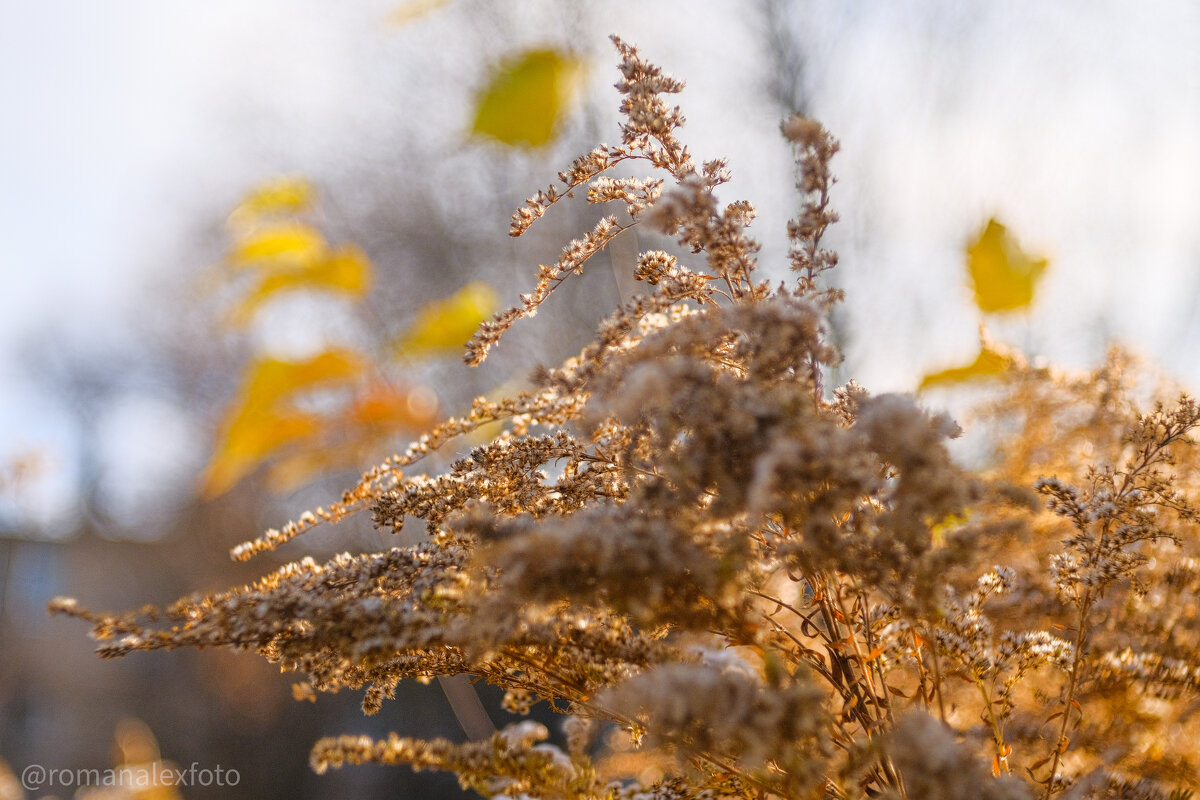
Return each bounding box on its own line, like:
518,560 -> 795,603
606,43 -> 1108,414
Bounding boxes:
263,383 -> 437,492
348,383 -> 438,431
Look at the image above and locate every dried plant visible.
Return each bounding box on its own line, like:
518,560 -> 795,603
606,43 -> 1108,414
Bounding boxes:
53,38 -> 1200,800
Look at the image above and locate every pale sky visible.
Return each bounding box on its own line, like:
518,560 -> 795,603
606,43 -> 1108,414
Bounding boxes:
1,1 -> 1198,533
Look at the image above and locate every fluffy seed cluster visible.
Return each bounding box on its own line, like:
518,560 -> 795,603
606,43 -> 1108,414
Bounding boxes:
53,37 -> 1200,800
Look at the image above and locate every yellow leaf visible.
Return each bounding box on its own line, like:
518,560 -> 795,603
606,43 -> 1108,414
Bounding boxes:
230,244 -> 372,325
200,350 -> 364,497
471,49 -> 584,148
201,412 -> 321,499
919,345 -> 1011,390
386,0 -> 450,26
239,349 -> 364,411
967,218 -> 1048,313
229,222 -> 327,268
229,177 -> 315,224
393,281 -> 499,358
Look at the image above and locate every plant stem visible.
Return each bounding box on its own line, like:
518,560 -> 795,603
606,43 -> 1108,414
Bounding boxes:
1041,594 -> 1091,799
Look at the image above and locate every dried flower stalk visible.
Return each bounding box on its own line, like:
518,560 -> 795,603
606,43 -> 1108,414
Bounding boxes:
53,37 -> 1200,800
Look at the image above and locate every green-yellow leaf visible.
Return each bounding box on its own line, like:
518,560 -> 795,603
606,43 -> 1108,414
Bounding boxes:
471,49 -> 584,148
229,222 -> 327,268
386,0 -> 450,26
229,177 -> 315,224
967,218 -> 1048,313
200,349 -> 364,497
229,244 -> 372,326
919,345 -> 1011,391
392,281 -> 499,358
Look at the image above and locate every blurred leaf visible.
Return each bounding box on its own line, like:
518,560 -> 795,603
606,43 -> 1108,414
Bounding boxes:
229,222 -> 327,267
929,512 -> 969,546
115,718 -> 162,766
463,377 -> 528,445
393,281 -> 499,358
264,384 -> 438,492
919,345 -> 1011,391
348,383 -> 438,430
230,244 -> 372,326
967,218 -> 1048,313
201,350 -> 364,497
108,719 -> 182,800
208,181 -> 446,499
263,447 -> 335,494
238,349 -> 364,410
471,49 -> 584,148
386,0 -> 450,26
202,403 -> 323,499
229,177 -> 315,224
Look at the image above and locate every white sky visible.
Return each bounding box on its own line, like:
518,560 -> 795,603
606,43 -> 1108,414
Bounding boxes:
1,1 -> 1198,533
